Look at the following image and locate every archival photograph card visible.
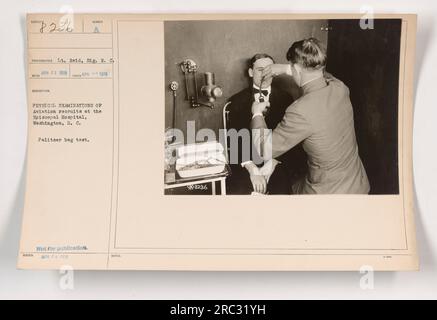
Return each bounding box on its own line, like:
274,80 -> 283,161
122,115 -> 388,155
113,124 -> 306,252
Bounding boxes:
18,13 -> 418,270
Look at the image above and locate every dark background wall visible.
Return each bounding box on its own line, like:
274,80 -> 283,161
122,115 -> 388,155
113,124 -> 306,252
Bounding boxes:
164,20 -> 328,137
326,19 -> 401,194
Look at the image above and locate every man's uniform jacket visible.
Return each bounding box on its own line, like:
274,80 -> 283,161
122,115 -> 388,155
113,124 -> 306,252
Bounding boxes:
253,76 -> 370,194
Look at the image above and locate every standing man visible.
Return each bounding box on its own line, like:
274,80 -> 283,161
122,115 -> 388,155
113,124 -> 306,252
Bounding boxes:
251,39 -> 370,194
226,53 -> 307,195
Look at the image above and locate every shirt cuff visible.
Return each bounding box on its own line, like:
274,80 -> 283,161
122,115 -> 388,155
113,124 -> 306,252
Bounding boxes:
252,113 -> 263,119
285,64 -> 292,76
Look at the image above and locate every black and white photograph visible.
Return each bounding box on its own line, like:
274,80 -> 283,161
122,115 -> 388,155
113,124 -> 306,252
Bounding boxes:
6,0 -> 437,299
164,19 -> 401,195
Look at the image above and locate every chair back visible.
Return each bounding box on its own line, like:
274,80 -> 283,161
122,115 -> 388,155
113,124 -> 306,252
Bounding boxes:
222,101 -> 231,162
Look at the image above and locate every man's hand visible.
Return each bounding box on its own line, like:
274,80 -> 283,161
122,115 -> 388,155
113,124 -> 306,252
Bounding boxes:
251,100 -> 270,115
244,162 -> 267,194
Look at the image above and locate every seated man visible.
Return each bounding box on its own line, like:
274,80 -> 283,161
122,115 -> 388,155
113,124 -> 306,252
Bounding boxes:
226,53 -> 307,195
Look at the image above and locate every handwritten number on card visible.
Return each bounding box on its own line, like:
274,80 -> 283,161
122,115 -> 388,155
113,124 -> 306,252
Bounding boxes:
39,19 -> 73,33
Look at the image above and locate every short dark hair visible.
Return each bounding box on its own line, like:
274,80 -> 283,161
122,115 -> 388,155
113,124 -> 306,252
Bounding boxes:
248,53 -> 275,69
286,38 -> 327,70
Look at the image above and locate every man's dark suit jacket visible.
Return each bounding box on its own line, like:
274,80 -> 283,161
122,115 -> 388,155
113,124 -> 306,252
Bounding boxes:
226,85 -> 307,194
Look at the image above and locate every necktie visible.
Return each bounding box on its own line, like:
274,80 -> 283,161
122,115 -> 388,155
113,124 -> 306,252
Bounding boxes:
254,91 -> 271,117
253,88 -> 270,158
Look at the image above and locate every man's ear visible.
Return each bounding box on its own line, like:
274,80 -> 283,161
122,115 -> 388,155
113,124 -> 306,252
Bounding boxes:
248,68 -> 253,78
